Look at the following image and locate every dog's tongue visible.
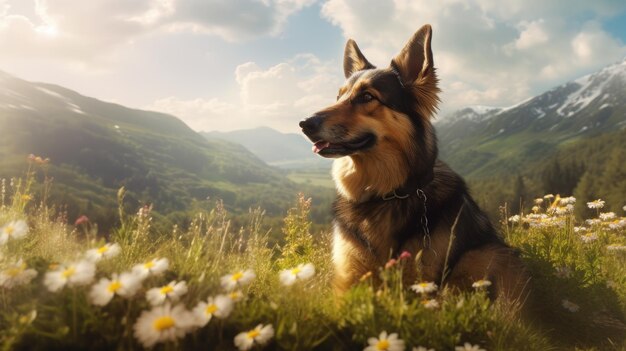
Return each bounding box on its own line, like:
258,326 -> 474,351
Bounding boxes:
313,141 -> 330,153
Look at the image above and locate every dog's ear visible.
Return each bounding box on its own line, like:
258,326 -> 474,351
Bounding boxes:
343,39 -> 375,78
391,24 -> 434,84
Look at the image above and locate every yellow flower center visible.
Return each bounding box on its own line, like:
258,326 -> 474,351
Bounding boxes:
160,285 -> 174,295
143,261 -> 155,269
291,267 -> 301,275
153,316 -> 175,331
205,304 -> 218,315
97,245 -> 109,254
231,272 -> 244,281
107,281 -> 122,293
247,329 -> 260,339
62,267 -> 76,278
376,339 -> 390,350
4,267 -> 23,277
5,226 -> 14,235
229,292 -> 241,300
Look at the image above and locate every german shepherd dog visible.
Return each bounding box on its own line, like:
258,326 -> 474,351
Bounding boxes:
299,25 -> 529,301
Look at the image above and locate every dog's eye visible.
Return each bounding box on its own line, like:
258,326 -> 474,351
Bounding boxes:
353,92 -> 375,104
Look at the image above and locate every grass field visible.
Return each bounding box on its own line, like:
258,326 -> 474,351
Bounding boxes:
287,169 -> 335,189
1,165 -> 625,350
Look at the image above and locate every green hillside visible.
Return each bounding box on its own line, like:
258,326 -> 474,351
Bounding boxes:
0,71 -> 334,231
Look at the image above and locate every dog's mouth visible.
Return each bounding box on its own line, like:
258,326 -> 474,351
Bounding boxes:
311,133 -> 376,157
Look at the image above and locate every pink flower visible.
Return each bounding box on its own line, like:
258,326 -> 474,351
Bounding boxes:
74,215 -> 90,226
399,251 -> 412,260
384,259 -> 397,269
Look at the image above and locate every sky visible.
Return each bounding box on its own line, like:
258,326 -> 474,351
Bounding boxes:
1,0 -> 626,133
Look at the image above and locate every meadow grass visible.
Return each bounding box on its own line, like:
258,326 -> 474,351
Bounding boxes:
0,164 -> 625,350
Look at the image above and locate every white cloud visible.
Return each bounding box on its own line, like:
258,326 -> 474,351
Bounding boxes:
320,0 -> 626,116
146,54 -> 341,132
0,0 -> 315,64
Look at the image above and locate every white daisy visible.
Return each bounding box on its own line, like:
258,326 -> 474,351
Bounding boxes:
534,198 -> 544,205
192,295 -> 234,327
410,282 -> 437,294
44,260 -> 95,292
580,233 -> 598,244
0,259 -> 37,289
221,269 -> 255,291
559,196 -> 576,205
146,280 -> 188,306
543,194 -> 555,200
561,299 -> 580,312
85,243 -> 121,262
234,324 -> 274,351
421,299 -> 440,309
471,279 -> 492,289
599,212 -> 616,221
364,331 -> 405,351
133,303 -> 195,348
508,215 -> 520,223
587,199 -> 605,209
89,272 -> 142,306
279,263 -> 315,286
413,347 -> 435,351
132,258 -> 169,279
455,343 -> 485,351
0,220 -> 28,245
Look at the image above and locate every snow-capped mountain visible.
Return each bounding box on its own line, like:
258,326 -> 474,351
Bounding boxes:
436,58 -> 626,178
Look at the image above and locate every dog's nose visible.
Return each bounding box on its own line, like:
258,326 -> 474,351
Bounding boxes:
299,115 -> 324,134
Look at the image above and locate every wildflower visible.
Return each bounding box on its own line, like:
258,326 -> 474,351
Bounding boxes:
599,212 -> 616,221
279,263 -> 315,286
623,205 -> 626,212
234,324 -> 274,350
85,243 -> 121,262
559,196 -> 576,205
534,198 -> 544,205
364,331 -> 405,351
555,266 -> 572,278
385,259 -> 398,269
89,272 -> 142,306
413,347 -> 434,351
133,303 -> 195,348
580,233 -> 598,244
455,343 -> 486,351
410,282 -> 437,294
421,299 -> 440,309
74,215 -> 89,226
0,220 -> 28,245
606,244 -> 626,252
44,260 -> 95,292
543,194 -> 554,199
228,290 -> 244,302
561,299 -> 580,312
471,279 -> 492,289
193,295 -> 234,327
399,251 -> 412,260
531,206 -> 540,213
360,271 -> 373,282
0,259 -> 37,288
220,269 -> 255,291
573,226 -> 587,233
586,219 -> 601,226
508,215 -> 520,223
146,280 -> 188,306
132,258 -> 169,279
587,199 -> 605,209
554,205 -> 573,215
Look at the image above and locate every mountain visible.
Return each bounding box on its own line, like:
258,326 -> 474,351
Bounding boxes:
0,70 -> 333,229
201,127 -> 331,169
436,58 -> 626,178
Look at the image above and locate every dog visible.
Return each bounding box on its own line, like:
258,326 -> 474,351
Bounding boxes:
299,24 -> 529,301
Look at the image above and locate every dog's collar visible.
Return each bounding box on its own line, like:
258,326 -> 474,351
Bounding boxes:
380,170 -> 434,201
